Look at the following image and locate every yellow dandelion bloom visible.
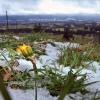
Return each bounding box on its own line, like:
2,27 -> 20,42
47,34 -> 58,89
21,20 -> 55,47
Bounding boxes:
16,44 -> 33,57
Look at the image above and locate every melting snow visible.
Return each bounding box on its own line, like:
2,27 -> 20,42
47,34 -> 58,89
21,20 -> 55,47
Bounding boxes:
0,42 -> 100,100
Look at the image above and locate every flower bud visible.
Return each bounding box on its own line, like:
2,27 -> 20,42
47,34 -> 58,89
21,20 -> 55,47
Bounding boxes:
16,44 -> 33,57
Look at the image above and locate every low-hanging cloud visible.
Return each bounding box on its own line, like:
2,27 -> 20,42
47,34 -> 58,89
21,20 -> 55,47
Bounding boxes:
0,0 -> 100,15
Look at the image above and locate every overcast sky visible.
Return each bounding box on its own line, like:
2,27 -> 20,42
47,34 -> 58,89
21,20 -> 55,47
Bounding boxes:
0,0 -> 100,15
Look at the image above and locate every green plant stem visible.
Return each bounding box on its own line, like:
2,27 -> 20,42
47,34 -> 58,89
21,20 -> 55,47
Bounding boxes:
0,74 -> 12,100
29,58 -> 37,100
34,65 -> 37,100
34,78 -> 37,100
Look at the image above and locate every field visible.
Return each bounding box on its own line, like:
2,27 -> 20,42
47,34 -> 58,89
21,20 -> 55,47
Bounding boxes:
0,31 -> 100,100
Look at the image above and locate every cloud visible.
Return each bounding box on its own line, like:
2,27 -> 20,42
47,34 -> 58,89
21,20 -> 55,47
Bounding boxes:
36,0 -> 100,14
0,0 -> 39,15
0,0 -> 100,15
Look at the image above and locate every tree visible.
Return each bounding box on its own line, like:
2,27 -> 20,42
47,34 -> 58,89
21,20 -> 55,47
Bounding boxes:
33,23 -> 42,33
93,24 -> 100,44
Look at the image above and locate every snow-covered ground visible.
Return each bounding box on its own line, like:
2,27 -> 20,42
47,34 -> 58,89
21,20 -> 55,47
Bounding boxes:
0,42 -> 100,100
1,87 -> 100,100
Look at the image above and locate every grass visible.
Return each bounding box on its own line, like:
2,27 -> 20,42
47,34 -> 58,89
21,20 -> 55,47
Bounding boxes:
40,67 -> 88,97
22,32 -> 64,43
71,34 -> 93,44
0,32 -> 100,100
0,34 -> 21,49
58,43 -> 100,68
58,48 -> 90,68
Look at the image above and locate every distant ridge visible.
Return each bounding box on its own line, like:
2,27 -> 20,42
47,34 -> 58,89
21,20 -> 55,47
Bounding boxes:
0,14 -> 100,23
